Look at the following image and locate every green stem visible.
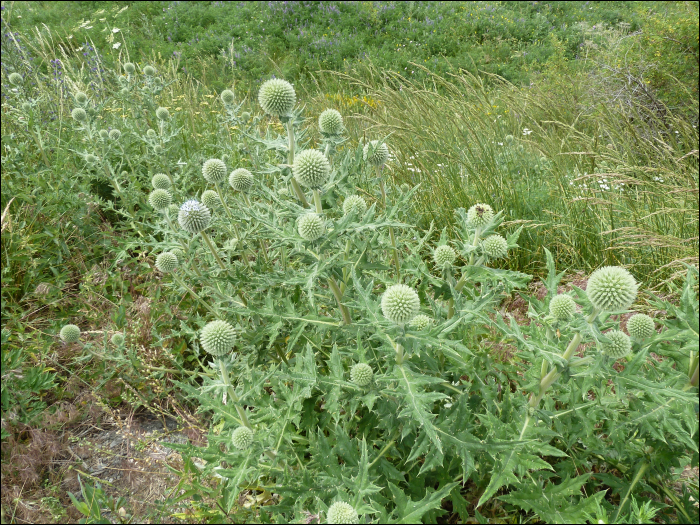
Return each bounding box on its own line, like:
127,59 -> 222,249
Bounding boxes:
367,432 -> 399,469
218,359 -> 251,429
327,276 -> 351,326
172,275 -> 219,317
313,189 -> 323,214
395,342 -> 404,365
200,231 -> 226,270
287,120 -> 309,208
31,128 -> 50,168
389,226 -> 400,279
614,461 -> 649,523
215,182 -> 234,221
376,165 -> 386,207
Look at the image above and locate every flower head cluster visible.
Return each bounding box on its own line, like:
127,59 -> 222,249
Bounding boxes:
298,213 -> 325,241
342,195 -> 367,217
109,129 -> 121,140
221,89 -> 235,105
149,189 -> 172,211
143,65 -> 156,76
71,108 -> 87,122
627,313 -> 654,339
9,72 -> 23,86
75,92 -> 88,105
229,168 -> 254,193
381,284 -> 420,325
258,78 -> 296,117
123,62 -> 136,74
293,149 -> 331,189
363,140 -> 389,167
409,314 -> 432,330
152,173 -> 171,190
482,234 -> 508,259
178,200 -> 211,234
200,320 -> 236,356
155,107 -> 170,121
433,245 -> 456,267
327,502 -> 358,524
60,324 -> 81,343
350,363 -> 373,387
549,294 -> 576,320
155,252 -> 178,273
319,109 -> 343,135
466,203 -> 494,228
201,189 -> 220,210
99,129 -> 110,140
202,158 -> 227,184
601,330 -> 632,359
111,333 -> 125,346
231,426 -> 254,450
586,266 -> 638,312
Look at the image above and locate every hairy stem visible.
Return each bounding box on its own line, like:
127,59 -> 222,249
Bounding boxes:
287,120 -> 309,208
200,231 -> 226,270
218,358 -> 251,429
327,276 -> 351,326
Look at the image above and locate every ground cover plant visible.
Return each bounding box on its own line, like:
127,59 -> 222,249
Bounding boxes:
1,2 -> 698,524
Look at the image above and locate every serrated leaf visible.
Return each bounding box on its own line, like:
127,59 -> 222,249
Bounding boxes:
388,481 -> 458,524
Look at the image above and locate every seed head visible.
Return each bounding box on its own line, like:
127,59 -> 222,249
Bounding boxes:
8,72 -> 23,86
72,108 -> 88,122
342,195 -> 367,217
433,245 -> 456,267
200,320 -> 236,356
381,284 -> 420,325
231,426 -> 254,450
155,251 -> 178,273
549,294 -> 576,320
111,333 -> 125,346
60,324 -> 81,343
466,203 -> 494,228
178,200 -> 211,234
220,89 -> 235,105
350,363 -> 373,387
152,173 -> 171,190
156,107 -> 170,120
75,91 -> 88,105
482,234 -> 508,259
143,65 -> 156,76
409,314 -> 432,331
319,109 -> 343,135
109,129 -> 121,140
293,149 -> 331,189
586,266 -> 638,312
627,313 -> 654,339
258,78 -> 296,117
229,168 -> 254,193
327,502 -> 359,524
149,189 -> 172,211
123,62 -> 136,74
363,140 -> 389,166
298,213 -> 325,241
601,330 -> 632,359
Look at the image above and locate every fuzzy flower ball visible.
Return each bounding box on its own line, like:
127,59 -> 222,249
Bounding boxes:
178,200 -> 211,234
149,189 -> 172,211
350,363 -> 373,387
229,168 -> 254,193
381,284 -> 420,325
627,313 -> 655,339
200,320 -> 236,356
143,65 -> 156,76
60,324 -> 81,343
71,108 -> 87,122
409,314 -> 432,331
155,107 -> 170,121
241,112 -> 251,122
75,92 -> 88,105
98,130 -> 109,140
293,149 -> 331,189
298,213 -> 325,241
123,62 -> 136,74
363,140 -> 389,167
153,145 -> 164,155
482,234 -> 508,259
231,426 -> 254,451
319,109 -> 343,135
220,89 -> 235,105
85,154 -> 98,164
505,134 -> 514,144
155,252 -> 178,273
111,333 -> 125,346
8,72 -> 23,86
202,158 -> 227,184
327,502 -> 359,524
342,195 -> 367,217
109,129 -> 121,140
152,173 -> 171,190
602,330 -> 632,359
434,245 -> 457,267
400,183 -> 411,193
21,102 -> 31,112
466,203 -> 494,228
201,189 -> 220,210
258,78 -> 296,117
586,266 -> 638,312
146,129 -> 157,139
549,294 -> 576,320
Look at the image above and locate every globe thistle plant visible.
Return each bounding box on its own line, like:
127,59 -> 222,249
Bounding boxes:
409,314 -> 432,331
123,62 -> 136,74
350,363 -> 373,387
71,108 -> 87,122
143,65 -> 156,76
149,189 -> 172,211
293,149 -> 331,190
21,102 -> 31,112
258,78 -> 296,117
220,89 -> 235,105
201,189 -> 220,210
231,426 -> 254,450
298,213 -> 325,241
342,195 -> 367,217
200,320 -> 237,356
327,502 -> 359,524
155,252 -> 179,273
74,91 -> 88,106
601,330 -> 632,359
549,294 -> 576,321
363,140 -> 389,167
433,245 -> 457,267
146,129 -> 157,139
111,333 -> 125,346
60,324 -> 81,343
229,168 -> 254,193
586,266 -> 638,312
178,200 -> 211,234
627,313 -> 655,339
505,134 -> 514,144
152,173 -> 171,190
8,72 -> 23,86
319,109 -> 343,135
99,129 -> 109,140
241,112 -> 251,122
202,159 -> 227,184
156,107 -> 170,121
109,129 -> 121,141
466,203 -> 494,228
381,284 -> 420,325
482,234 -> 508,259
85,154 -> 98,165
153,145 -> 164,155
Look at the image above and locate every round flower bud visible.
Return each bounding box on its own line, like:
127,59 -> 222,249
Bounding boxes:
172,247 -> 186,260
278,187 -> 290,197
75,91 -> 88,105
109,129 -> 121,140
21,102 -> 31,112
119,88 -> 128,97
258,78 -> 296,117
167,204 -> 179,216
586,266 -> 638,312
118,75 -> 128,86
342,195 -> 367,217
409,314 -> 432,331
153,144 -> 164,155
327,502 -> 359,524
549,294 -> 576,320
298,213 -> 325,241
85,154 -> 98,164
178,200 -> 211,234
237,142 -> 247,152
433,245 -> 456,267
146,129 -> 157,138
517,144 -> 524,153
627,313 -> 655,339
149,189 -> 172,211
111,333 -> 125,346
155,107 -> 170,120
231,426 -> 254,451
381,284 -> 420,325
60,324 -> 81,343
601,330 -> 632,359
240,111 -> 251,122
99,129 -> 109,140
363,140 -> 389,166
8,72 -> 23,86
143,65 -> 156,76
400,183 -> 410,193
202,158 -> 227,184
229,168 -> 254,193
71,107 -> 87,122
201,189 -> 220,210
482,234 -> 508,259
155,251 -> 178,273
319,109 -> 343,135
505,134 -> 514,144
350,363 -> 373,387
293,149 -> 331,189
466,203 -> 494,228
152,173 -> 171,190
200,320 -> 236,356
220,89 -> 235,105
123,62 -> 136,74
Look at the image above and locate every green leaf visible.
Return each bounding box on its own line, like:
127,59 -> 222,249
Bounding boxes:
388,481 -> 458,524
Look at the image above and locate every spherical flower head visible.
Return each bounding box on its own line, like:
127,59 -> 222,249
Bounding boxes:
237,142 -> 247,152
167,204 -> 179,216
549,294 -> 576,320
149,189 -> 172,211
72,107 -> 87,122
85,154 -> 98,164
241,111 -> 251,122
350,363 -> 373,387
505,134 -> 514,144
152,173 -> 171,190
220,89 -> 235,105
99,129 -> 109,140
123,62 -> 136,74
178,200 -> 211,234
466,203 -> 494,228
156,107 -> 170,121
229,168 -> 254,193
298,213 -> 325,241
109,129 -> 121,141
602,330 -> 632,359
60,324 -> 81,343
293,149 -> 331,189
111,333 -> 125,346
155,251 -> 178,273
153,144 -> 164,155
146,129 -> 157,139
319,109 -> 343,135
21,102 -> 31,112
342,195 -> 367,217
231,426 -> 254,450
327,502 -> 359,524
258,78 -> 296,117
143,65 -> 156,76
120,86 -> 129,95
363,140 -> 389,167
586,266 -> 638,312
409,314 -> 432,331
482,234 -> 508,259
9,72 -> 23,86
433,245 -> 456,267
381,284 -> 420,325
201,189 -> 220,210
200,320 -> 236,356
627,313 -> 654,339
118,75 -> 128,86
400,183 -> 410,193
202,158 -> 227,184
75,91 -> 88,105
